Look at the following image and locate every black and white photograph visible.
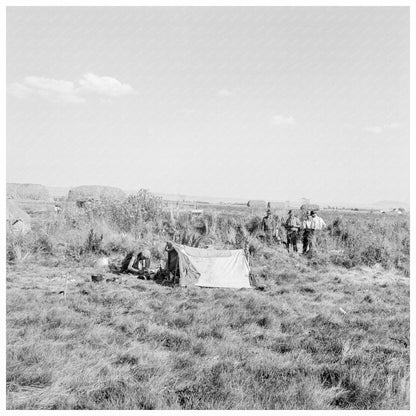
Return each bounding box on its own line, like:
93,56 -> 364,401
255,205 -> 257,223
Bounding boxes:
4,2 -> 412,411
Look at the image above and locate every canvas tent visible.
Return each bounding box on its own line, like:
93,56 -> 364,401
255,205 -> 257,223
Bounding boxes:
167,243 -> 252,289
6,199 -> 31,234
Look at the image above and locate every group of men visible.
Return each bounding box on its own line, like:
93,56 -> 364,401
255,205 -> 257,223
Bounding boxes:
117,209 -> 327,281
263,209 -> 327,255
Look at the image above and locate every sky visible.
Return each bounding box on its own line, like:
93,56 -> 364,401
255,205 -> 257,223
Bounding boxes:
6,6 -> 410,205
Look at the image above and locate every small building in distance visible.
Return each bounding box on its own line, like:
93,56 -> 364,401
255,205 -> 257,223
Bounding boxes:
68,185 -> 126,206
247,200 -> 267,209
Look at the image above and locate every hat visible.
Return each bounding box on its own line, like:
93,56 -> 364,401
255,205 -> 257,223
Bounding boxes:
310,211 -> 316,216
288,210 -> 292,215
142,249 -> 151,258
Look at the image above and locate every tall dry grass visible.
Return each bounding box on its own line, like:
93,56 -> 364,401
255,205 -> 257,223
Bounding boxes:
6,190 -> 410,276
6,257 -> 409,409
6,191 -> 410,409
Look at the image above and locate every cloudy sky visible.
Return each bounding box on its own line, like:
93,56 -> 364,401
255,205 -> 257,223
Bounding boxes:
7,7 -> 409,204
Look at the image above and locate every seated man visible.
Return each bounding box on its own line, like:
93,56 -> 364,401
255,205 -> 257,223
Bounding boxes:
119,249 -> 151,279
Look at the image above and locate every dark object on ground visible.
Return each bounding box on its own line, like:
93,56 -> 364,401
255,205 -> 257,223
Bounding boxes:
249,273 -> 258,287
136,270 -> 153,280
91,274 -> 104,282
58,290 -> 65,295
153,268 -> 170,283
256,285 -> 266,291
161,280 -> 175,287
106,277 -> 119,283
80,289 -> 89,295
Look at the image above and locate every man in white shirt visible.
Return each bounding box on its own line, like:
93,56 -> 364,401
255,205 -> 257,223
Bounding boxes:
310,211 -> 326,230
302,211 -> 327,255
301,211 -> 314,254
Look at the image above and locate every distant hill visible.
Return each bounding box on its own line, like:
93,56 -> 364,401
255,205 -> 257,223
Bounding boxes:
156,193 -> 248,205
125,190 -> 248,205
314,200 -> 409,211
42,185 -> 409,211
370,201 -> 409,211
46,186 -> 71,198
8,183 -> 52,201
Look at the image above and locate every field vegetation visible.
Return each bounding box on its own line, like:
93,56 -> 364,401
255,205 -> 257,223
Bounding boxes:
6,190 -> 410,409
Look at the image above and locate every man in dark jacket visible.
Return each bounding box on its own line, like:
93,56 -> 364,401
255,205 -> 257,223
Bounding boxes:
164,242 -> 180,283
285,210 -> 301,252
262,209 -> 276,244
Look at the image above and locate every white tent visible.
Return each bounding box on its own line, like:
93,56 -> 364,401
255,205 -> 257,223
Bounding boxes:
169,243 -> 252,289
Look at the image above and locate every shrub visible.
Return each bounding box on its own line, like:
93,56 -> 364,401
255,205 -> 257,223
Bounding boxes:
7,232 -> 32,263
83,229 -> 103,254
5,193 -> 409,273
33,233 -> 54,255
246,216 -> 263,234
324,214 -> 409,271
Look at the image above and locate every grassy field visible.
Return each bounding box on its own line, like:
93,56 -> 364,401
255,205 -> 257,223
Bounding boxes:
7,252 -> 409,409
6,192 -> 410,409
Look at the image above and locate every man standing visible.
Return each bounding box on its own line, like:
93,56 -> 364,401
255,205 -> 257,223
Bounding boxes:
310,211 -> 326,231
285,210 -> 301,252
301,211 -> 314,255
302,211 -> 327,255
262,209 -> 275,244
165,241 -> 180,283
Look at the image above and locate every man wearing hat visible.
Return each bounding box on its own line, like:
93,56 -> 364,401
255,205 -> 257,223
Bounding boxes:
262,209 -> 276,244
302,211 -> 327,255
301,211 -> 314,254
310,211 -> 326,231
285,210 -> 301,252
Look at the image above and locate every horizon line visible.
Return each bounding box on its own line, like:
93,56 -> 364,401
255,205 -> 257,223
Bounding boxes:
5,181 -> 410,208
